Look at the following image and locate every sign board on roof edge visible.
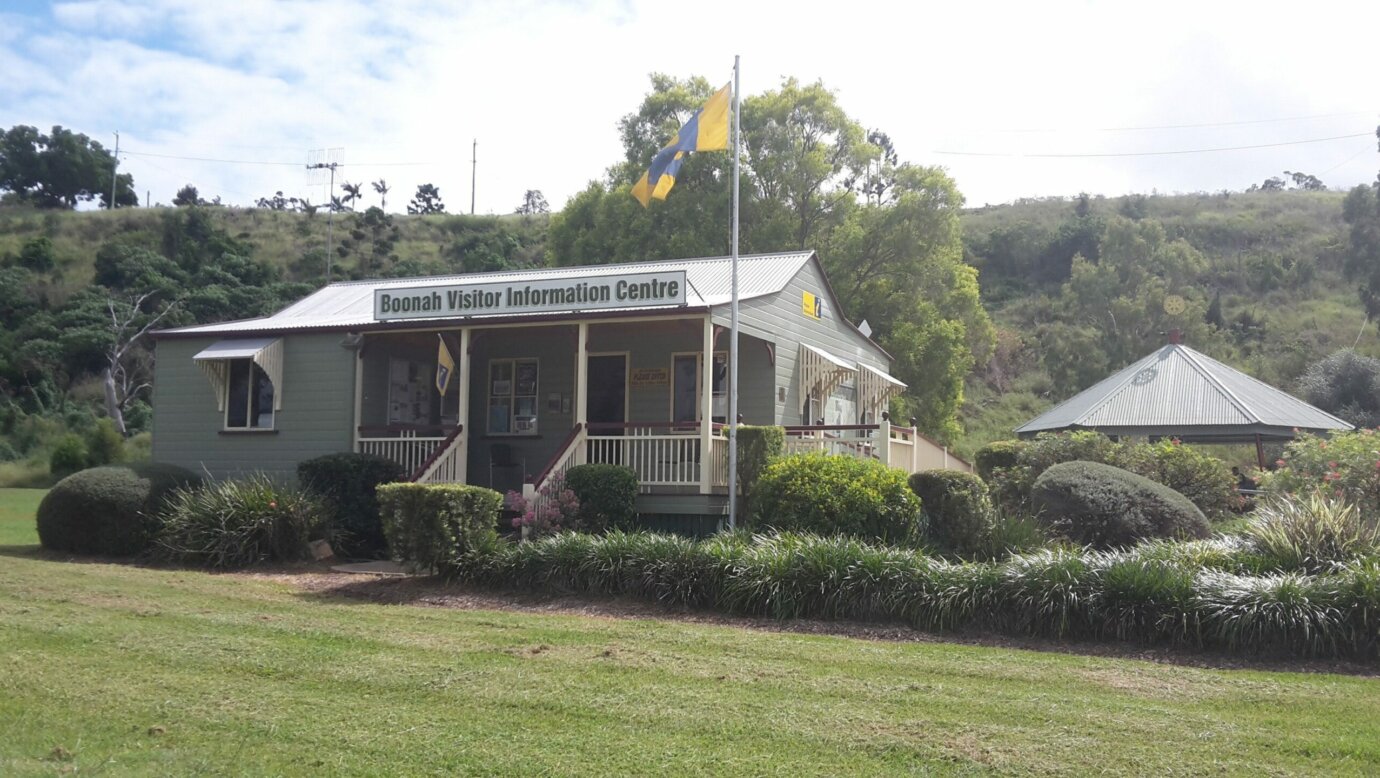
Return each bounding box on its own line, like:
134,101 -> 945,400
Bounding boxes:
373,270 -> 688,321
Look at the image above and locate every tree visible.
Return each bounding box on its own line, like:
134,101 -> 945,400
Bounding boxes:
549,74 -> 991,440
372,179 -> 391,211
1342,184 -> 1380,317
1248,176 -> 1286,193
407,183 -> 446,214
1284,170 -> 1326,191
101,290 -> 181,434
516,189 -> 549,215
1297,349 -> 1380,428
172,184 -> 204,207
0,125 -> 136,209
18,236 -> 55,273
340,181 -> 363,211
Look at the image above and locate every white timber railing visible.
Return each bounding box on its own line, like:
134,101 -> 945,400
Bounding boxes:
585,422 -> 728,492
357,427 -> 451,477
413,426 -> 466,484
783,419 -> 972,474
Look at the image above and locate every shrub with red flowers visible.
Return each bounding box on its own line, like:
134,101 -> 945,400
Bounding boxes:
505,474 -> 580,538
1256,430 -> 1380,516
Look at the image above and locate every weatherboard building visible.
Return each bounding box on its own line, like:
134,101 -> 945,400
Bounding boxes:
151,251 -> 966,529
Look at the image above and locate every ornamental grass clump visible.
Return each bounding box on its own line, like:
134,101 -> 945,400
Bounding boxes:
1244,492 -> 1380,574
1194,570 -> 1349,656
990,547 -> 1102,638
153,474 -> 324,569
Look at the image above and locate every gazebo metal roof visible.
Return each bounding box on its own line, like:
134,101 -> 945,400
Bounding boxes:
1016,343 -> 1353,442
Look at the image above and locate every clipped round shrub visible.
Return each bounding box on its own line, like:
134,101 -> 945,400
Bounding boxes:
153,474 -> 325,569
49,434 -> 88,478
36,463 -> 203,556
297,452 -> 406,557
975,440 -> 1024,480
1031,460 -> 1209,549
908,469 -> 994,554
753,453 -> 923,545
564,464 -> 637,532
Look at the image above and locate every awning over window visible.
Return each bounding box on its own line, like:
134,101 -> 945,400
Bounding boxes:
857,363 -> 907,416
193,338 -> 284,411
798,343 -> 857,401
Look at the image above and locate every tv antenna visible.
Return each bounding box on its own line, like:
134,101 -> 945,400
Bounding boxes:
306,148 -> 344,282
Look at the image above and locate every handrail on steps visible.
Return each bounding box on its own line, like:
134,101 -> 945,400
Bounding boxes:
409,425 -> 464,482
527,422 -> 585,487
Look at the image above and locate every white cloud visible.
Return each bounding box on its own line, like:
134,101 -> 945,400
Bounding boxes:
2,0 -> 1376,219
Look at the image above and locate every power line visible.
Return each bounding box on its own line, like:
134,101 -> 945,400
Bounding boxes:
935,131 -> 1373,159
119,149 -> 426,167
987,110 -> 1377,134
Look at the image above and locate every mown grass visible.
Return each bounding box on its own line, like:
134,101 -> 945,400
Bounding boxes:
2,489 -> 1380,775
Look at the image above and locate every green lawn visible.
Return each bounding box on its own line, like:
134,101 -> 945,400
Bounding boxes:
2,489 -> 1378,775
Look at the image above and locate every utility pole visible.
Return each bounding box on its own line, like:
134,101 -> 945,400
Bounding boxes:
109,131 -> 120,210
470,138 -> 477,215
306,162 -> 339,282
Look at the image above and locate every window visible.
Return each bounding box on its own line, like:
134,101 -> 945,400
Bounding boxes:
225,359 -> 275,429
671,352 -> 727,423
488,358 -> 538,434
387,358 -> 430,426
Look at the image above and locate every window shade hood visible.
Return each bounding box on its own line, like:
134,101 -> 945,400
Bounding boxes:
193,338 -> 284,412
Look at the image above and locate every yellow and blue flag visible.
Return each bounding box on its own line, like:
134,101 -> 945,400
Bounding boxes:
632,83 -> 731,207
436,334 -> 455,395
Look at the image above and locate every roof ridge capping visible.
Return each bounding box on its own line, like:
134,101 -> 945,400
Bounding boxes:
1178,343 -> 1353,428
321,250 -> 816,288
1174,344 -> 1260,424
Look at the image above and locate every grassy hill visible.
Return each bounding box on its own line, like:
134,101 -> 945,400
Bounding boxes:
956,189 -> 1373,457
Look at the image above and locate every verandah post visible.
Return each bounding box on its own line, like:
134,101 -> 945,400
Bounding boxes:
700,315 -> 714,495
575,321 -> 589,465
877,415 -> 891,466
456,327 -> 471,482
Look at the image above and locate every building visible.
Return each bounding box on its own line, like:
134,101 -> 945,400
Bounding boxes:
151,250 -> 966,530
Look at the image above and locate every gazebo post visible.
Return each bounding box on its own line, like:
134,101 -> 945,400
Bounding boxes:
1255,434 -> 1265,469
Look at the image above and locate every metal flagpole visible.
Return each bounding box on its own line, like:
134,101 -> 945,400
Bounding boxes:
727,55 -> 742,531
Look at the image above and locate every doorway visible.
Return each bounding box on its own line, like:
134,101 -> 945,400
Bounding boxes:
587,354 -> 627,433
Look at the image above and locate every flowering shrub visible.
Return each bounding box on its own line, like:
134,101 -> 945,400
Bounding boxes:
1256,430 -> 1380,515
505,474 -> 580,538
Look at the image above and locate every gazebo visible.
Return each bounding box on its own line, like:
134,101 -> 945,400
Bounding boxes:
1015,340 -> 1353,466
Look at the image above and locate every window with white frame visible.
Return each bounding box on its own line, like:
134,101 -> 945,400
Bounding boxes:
488,358 -> 538,434
224,359 -> 275,429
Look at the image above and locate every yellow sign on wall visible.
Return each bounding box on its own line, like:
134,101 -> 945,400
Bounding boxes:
802,291 -> 821,319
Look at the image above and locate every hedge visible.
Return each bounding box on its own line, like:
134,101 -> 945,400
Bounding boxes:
908,469 -> 993,555
752,453 -> 923,545
1031,460 -> 1210,548
377,483 -> 502,574
447,530 -> 1380,658
564,464 -> 637,532
36,463 -> 203,556
974,440 -> 1023,480
298,452 -> 406,557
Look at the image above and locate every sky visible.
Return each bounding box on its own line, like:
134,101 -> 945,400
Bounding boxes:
2,0 -> 1377,214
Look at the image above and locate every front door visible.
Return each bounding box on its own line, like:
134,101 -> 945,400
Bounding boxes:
587,354 -> 627,433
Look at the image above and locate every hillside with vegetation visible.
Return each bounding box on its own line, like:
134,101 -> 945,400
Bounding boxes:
2,111 -> 1378,481
0,203 -> 547,485
956,187 -> 1380,457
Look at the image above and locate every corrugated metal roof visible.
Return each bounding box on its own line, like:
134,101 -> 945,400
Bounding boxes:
159,251 -> 815,336
191,337 -> 279,360
1016,343 -> 1353,436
